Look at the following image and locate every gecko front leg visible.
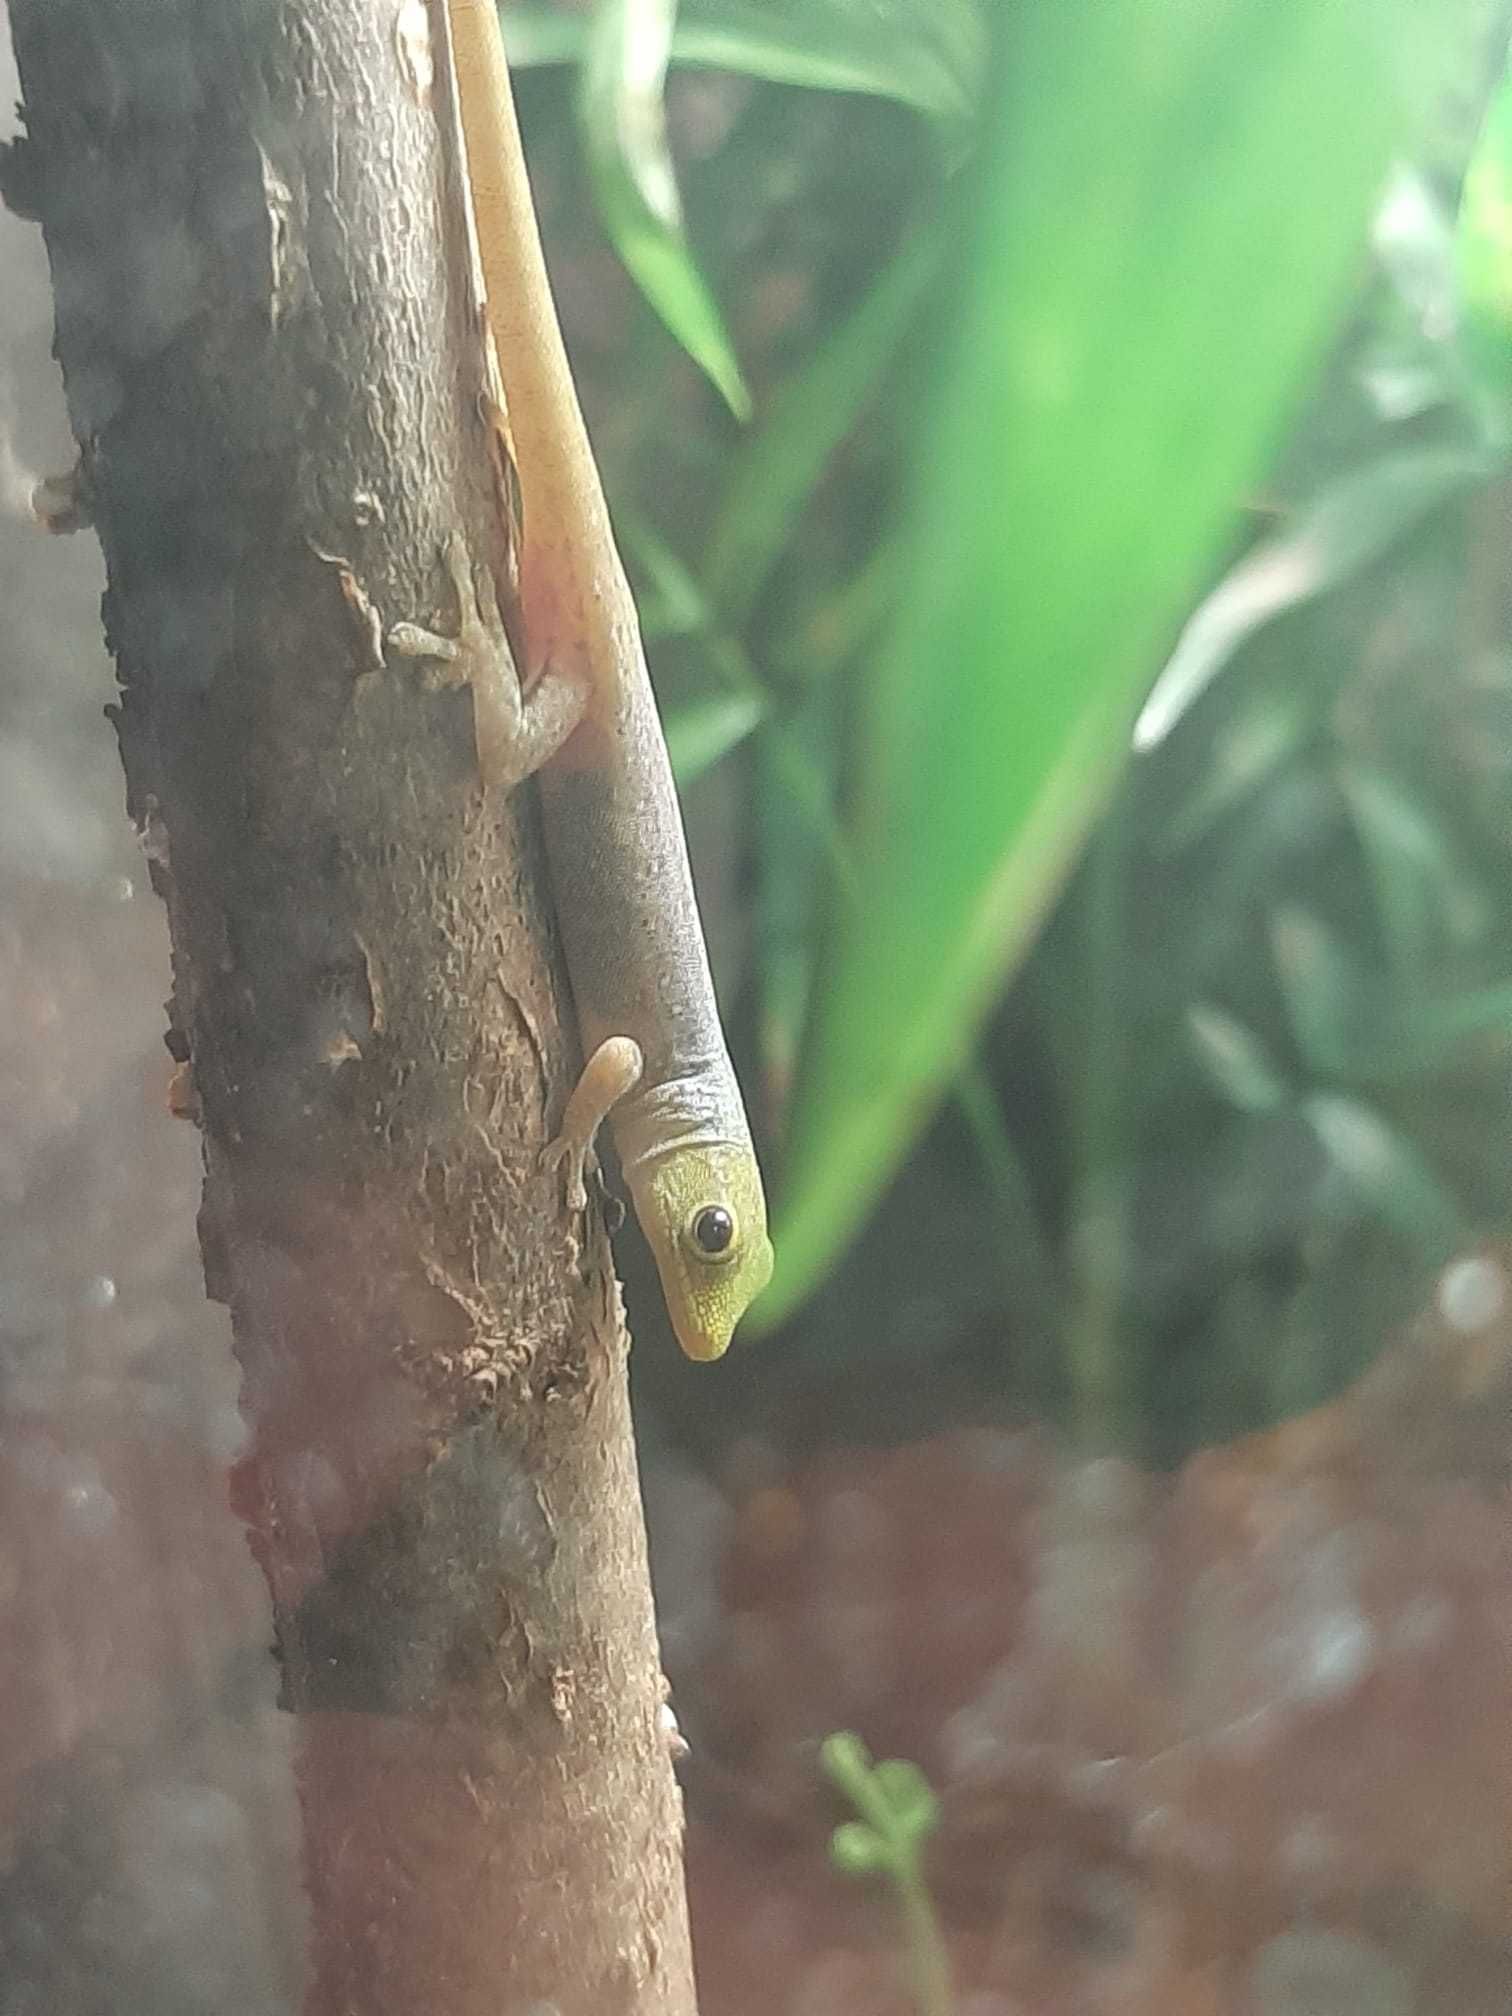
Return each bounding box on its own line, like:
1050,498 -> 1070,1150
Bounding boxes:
388,532 -> 585,792
541,1035 -> 643,1212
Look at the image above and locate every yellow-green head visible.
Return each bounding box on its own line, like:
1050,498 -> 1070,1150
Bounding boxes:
630,1143 -> 773,1360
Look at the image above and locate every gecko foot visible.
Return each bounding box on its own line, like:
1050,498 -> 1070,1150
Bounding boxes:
541,1036 -> 644,1219
387,532 -> 588,791
386,533 -> 495,691
596,1173 -> 626,1235
386,617 -> 462,687
541,1131 -> 594,1215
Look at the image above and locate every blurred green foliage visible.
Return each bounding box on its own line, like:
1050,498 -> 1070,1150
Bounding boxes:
576,0 -> 752,416
507,0 -> 1512,1459
823,1733 -> 951,2016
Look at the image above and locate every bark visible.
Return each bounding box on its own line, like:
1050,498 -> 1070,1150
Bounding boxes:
2,2 -> 698,2010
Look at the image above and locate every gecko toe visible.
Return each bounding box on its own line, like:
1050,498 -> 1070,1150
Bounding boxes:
586,1159 -> 623,1231
541,1133 -> 589,1214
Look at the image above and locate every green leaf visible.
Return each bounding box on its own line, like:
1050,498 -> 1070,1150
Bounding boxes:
761,0 -> 1444,1326
769,530 -> 906,688
1301,1092 -> 1469,1263
1158,691 -> 1311,853
1336,760 -> 1490,981
1457,51 -> 1512,409
622,509 -> 712,638
1364,170 -> 1490,431
1374,166 -> 1459,339
1187,1004 -> 1290,1113
1328,979 -> 1512,1083
754,701 -> 843,1103
821,1732 -> 940,1848
705,233 -> 937,626
1385,981 -> 1512,1057
830,1821 -> 891,1878
1274,895 -> 1512,1088
1134,446 -> 1493,750
664,690 -> 765,778
579,0 -> 750,418
949,1061 -> 1063,1368
619,512 -> 769,774
1270,900 -> 1512,1083
1270,903 -> 1362,1077
871,1759 -> 940,1840
506,0 -> 987,140
820,1730 -> 875,1798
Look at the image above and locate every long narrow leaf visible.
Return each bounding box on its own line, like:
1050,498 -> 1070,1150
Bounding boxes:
506,0 -> 985,139
1336,760 -> 1490,982
1134,446 -> 1493,750
1457,47 -> 1512,410
704,232 -> 936,625
617,514 -> 769,775
761,0 -> 1451,1326
579,0 -> 750,418
1302,1092 -> 1469,1264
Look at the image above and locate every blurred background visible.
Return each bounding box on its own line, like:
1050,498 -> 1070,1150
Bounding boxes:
8,0 -> 1512,2009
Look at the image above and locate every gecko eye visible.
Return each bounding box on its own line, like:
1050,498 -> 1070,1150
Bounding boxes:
688,1205 -> 736,1259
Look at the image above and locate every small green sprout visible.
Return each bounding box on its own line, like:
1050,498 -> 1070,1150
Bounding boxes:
821,1731 -> 954,2016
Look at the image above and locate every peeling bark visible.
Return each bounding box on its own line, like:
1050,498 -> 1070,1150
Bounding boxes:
3,1 -> 697,2009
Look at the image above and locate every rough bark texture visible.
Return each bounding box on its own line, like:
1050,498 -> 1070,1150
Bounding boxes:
3,1 -> 697,2010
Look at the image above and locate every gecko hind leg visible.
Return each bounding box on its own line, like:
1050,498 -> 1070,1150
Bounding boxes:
542,1036 -> 644,1213
388,532 -> 586,791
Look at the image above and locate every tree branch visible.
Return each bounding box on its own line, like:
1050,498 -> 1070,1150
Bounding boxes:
3,0 -> 696,2008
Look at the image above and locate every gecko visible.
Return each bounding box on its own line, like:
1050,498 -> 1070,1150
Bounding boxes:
405,0 -> 773,1360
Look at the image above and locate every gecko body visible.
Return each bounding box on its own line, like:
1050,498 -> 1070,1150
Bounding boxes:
429,0 -> 772,1359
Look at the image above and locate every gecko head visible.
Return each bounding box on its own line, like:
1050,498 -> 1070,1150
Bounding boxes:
632,1144 -> 774,1362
